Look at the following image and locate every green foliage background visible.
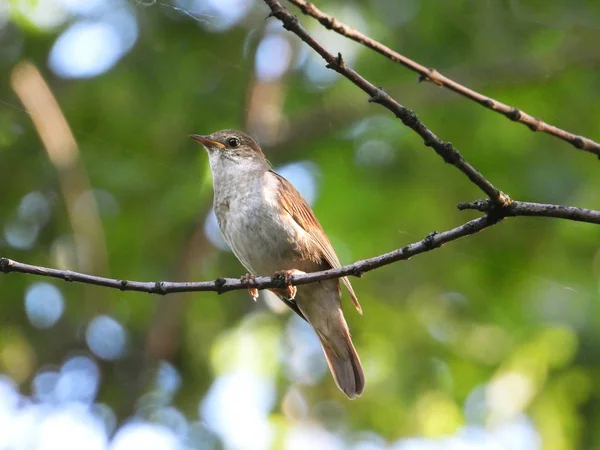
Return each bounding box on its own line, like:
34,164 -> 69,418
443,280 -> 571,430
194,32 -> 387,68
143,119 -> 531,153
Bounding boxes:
1,0 -> 599,449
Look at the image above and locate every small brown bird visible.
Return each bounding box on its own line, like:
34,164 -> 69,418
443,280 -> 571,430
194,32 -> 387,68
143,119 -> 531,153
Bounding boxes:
191,129 -> 365,399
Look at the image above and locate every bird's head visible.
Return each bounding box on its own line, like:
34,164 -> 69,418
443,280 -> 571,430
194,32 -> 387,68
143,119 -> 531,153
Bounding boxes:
190,129 -> 265,160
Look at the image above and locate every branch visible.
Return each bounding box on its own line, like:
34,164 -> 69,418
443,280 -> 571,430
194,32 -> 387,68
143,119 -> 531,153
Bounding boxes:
458,200 -> 600,224
264,0 -> 511,207
3,199 -> 600,294
286,0 -> 600,159
267,46 -> 600,158
0,215 -> 498,295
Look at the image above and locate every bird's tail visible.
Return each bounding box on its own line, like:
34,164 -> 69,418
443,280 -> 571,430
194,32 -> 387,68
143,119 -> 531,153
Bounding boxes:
314,314 -> 365,399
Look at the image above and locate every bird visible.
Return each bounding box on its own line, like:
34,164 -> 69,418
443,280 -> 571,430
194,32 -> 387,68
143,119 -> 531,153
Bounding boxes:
190,129 -> 365,399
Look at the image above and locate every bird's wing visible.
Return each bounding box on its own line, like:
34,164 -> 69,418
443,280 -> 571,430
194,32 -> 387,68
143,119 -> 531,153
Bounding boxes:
270,170 -> 362,314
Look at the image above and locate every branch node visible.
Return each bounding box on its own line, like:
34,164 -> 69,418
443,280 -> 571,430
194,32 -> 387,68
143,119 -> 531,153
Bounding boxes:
63,271 -> 73,282
438,142 -> 461,165
507,108 -> 522,121
458,198 -> 510,224
297,1 -> 311,15
272,273 -> 288,289
351,267 -> 364,278
326,52 -> 344,69
119,280 -> 128,291
485,211 -> 506,225
281,13 -> 299,30
572,136 -> 585,149
214,277 -> 227,294
153,281 -> 167,295
488,201 -> 510,222
457,199 -> 488,212
0,258 -> 11,274
399,109 -> 419,128
423,231 -> 440,250
496,192 -> 513,208
527,118 -> 543,132
368,86 -> 386,104
418,68 -> 443,86
318,16 -> 334,30
481,98 -> 495,109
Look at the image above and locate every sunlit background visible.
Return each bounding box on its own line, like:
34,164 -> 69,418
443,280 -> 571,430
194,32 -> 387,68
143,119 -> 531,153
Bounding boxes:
1,0 -> 600,449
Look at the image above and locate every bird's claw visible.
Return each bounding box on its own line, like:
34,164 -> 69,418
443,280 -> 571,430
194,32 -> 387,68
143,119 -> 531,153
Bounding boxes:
241,273 -> 259,301
272,269 -> 305,300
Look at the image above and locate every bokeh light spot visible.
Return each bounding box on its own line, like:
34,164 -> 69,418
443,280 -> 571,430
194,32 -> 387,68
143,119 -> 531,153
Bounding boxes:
12,0 -> 68,30
155,361 -> 182,395
86,315 -> 127,360
37,403 -> 108,450
200,371 -> 274,450
4,218 -> 39,250
175,0 -> 255,32
111,422 -> 182,450
276,161 -> 319,206
32,369 -> 60,403
57,0 -> 105,16
55,356 -> 100,404
49,7 -> 138,79
204,208 -> 230,251
18,191 -> 52,226
255,34 -> 292,82
25,282 -> 64,329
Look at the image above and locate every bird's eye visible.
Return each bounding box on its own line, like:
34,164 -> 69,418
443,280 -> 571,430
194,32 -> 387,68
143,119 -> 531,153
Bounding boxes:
228,137 -> 240,148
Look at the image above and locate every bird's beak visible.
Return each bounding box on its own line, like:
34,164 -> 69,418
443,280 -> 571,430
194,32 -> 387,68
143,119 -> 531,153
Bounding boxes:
189,134 -> 225,149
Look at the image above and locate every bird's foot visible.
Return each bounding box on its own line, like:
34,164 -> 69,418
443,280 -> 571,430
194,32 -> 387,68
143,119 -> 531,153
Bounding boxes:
241,273 -> 259,301
271,269 -> 305,300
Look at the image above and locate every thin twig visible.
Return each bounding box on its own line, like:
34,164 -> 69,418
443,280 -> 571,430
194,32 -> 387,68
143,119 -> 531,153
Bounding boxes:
264,0 -> 511,206
458,200 -> 600,223
3,200 -> 600,294
286,0 -> 600,158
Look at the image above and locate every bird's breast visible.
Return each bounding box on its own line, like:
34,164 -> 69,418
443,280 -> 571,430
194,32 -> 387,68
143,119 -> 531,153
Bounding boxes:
214,180 -> 310,275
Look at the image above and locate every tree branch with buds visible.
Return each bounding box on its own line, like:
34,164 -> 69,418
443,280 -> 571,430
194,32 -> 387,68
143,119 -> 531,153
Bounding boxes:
285,0 -> 600,158
263,0 -> 510,206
